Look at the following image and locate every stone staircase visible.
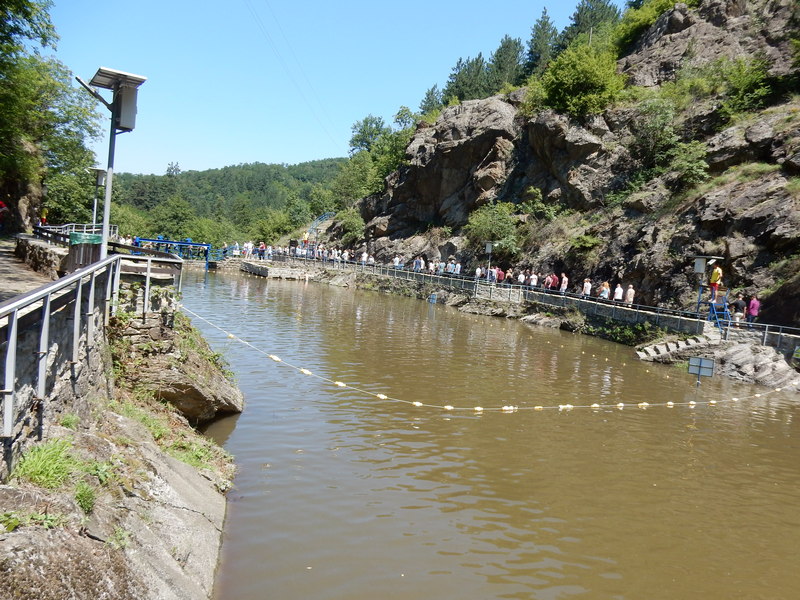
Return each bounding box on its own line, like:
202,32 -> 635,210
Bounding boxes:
636,323 -> 722,362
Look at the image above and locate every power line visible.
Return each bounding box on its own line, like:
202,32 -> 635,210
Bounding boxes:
241,0 -> 341,150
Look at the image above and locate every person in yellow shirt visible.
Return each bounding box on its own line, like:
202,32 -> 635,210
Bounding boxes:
709,264 -> 722,301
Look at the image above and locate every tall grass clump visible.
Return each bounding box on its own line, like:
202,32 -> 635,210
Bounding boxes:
12,439 -> 80,489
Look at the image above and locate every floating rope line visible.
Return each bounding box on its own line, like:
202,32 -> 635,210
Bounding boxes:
179,305 -> 800,414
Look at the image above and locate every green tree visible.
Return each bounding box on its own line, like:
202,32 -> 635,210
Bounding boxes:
349,114 -> 389,154
334,207 -> 365,247
525,8 -> 559,76
464,202 -> 519,258
149,197 -> 195,240
0,0 -> 57,58
331,151 -> 378,207
419,84 -> 443,115
487,35 -> 525,91
307,183 -> 335,216
252,208 -> 293,244
443,54 -> 491,102
559,0 -> 621,50
186,216 -> 238,246
111,202 -> 151,238
540,43 -> 625,117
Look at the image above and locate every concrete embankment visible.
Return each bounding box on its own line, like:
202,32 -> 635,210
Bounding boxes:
0,237 -> 242,599
239,260 -> 800,390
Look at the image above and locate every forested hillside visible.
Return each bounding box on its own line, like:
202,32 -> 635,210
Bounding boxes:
111,158 -> 346,245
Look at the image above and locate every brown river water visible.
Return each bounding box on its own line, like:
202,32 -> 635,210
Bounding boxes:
180,270 -> 800,600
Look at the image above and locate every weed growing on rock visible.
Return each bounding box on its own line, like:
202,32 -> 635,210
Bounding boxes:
60,413 -> 79,430
12,439 -> 80,489
74,481 -> 96,515
108,527 -> 131,550
0,511 -> 67,532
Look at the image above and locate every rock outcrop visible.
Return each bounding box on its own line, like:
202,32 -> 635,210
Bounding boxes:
619,0 -> 797,88
352,0 -> 800,327
365,96 -> 521,240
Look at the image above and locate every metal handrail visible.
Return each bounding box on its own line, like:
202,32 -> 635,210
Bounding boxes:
1,253 -> 183,438
259,254 -> 800,345
37,223 -> 119,238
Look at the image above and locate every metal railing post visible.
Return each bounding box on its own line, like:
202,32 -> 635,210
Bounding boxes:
143,257 -> 152,318
112,258 -> 122,316
36,295 -> 51,401
3,310 -> 18,437
71,276 -> 83,364
86,271 -> 97,342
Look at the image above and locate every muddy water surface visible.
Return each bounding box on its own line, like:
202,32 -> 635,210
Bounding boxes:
180,271 -> 800,600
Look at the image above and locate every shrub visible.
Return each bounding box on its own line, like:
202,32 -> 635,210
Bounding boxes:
719,56 -> 771,121
667,140 -> 709,188
464,202 -> 520,260
631,97 -> 679,170
464,202 -> 517,245
335,207 -> 365,247
60,413 -> 80,430
518,187 -> 560,221
540,44 -> 625,118
520,76 -> 547,117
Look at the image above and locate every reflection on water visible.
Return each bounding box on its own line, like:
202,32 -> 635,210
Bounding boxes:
183,271 -> 800,600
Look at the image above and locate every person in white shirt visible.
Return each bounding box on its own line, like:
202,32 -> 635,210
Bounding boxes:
624,285 -> 635,305
581,279 -> 592,297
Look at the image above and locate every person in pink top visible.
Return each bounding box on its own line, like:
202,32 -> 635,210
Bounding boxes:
746,295 -> 760,326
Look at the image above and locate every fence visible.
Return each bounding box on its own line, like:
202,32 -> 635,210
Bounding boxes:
0,253 -> 183,442
37,223 -> 119,240
255,254 -> 800,350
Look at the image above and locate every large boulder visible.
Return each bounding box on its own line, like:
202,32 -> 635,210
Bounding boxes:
366,96 -> 521,239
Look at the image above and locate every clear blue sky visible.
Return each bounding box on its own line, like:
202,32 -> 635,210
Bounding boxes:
50,0 -> 625,175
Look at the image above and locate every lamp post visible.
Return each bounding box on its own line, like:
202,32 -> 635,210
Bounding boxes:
485,241 -> 495,282
87,167 -> 106,230
77,67 -> 146,258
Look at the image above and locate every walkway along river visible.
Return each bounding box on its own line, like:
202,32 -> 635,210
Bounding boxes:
181,270 -> 800,600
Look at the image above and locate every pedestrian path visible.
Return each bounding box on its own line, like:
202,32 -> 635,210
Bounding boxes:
0,236 -> 53,304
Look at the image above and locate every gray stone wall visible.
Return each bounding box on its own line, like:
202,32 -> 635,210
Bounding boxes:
1,272 -> 110,479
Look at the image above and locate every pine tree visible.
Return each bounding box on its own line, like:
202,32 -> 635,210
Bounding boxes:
525,8 -> 559,77
487,35 -> 525,92
419,85 -> 443,115
559,0 -> 622,50
443,54 -> 490,103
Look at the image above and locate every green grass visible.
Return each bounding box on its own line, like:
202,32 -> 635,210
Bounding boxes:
111,398 -> 171,441
74,481 -> 96,514
12,439 -> 81,489
60,413 -> 80,430
786,177 -> 800,198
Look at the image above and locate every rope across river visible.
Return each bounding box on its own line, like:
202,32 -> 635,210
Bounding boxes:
180,304 -> 799,414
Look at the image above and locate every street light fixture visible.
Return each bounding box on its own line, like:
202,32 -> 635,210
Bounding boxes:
485,241 -> 496,281
77,67 -> 146,258
86,167 -> 106,230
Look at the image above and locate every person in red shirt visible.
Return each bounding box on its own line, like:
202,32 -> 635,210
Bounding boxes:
0,200 -> 9,233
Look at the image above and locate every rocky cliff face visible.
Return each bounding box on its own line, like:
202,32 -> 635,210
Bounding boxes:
358,0 -> 800,327
620,0 -> 796,87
